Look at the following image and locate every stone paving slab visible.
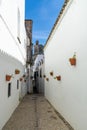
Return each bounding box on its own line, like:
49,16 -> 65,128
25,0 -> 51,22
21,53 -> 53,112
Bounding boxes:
2,94 -> 74,130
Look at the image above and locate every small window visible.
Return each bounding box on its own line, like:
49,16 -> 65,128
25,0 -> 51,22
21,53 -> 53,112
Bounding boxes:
40,69 -> 42,78
17,80 -> 19,89
36,71 -> 38,77
8,83 -> 11,97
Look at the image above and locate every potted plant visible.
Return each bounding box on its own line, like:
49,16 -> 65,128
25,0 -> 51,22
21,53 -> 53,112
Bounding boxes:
54,75 -> 61,81
6,75 -> 12,81
50,71 -> 53,76
15,69 -> 20,74
46,78 -> 49,81
20,78 -> 22,81
56,75 -> 61,81
69,53 -> 76,65
24,80 -> 26,82
23,74 -> 26,78
43,75 -> 46,78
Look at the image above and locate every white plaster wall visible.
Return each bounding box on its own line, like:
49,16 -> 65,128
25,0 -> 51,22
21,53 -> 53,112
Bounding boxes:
33,55 -> 44,71
0,0 -> 26,65
33,54 -> 44,93
38,62 -> 45,94
0,51 -> 27,130
0,0 -> 27,129
44,0 -> 87,130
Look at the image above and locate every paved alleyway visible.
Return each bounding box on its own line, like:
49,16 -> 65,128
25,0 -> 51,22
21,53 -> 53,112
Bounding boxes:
3,94 -> 73,130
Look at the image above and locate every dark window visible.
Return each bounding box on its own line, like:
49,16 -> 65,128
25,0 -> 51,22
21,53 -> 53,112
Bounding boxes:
34,71 -> 38,79
36,71 -> 38,77
40,69 -> 42,78
8,83 -> 11,97
17,80 -> 19,89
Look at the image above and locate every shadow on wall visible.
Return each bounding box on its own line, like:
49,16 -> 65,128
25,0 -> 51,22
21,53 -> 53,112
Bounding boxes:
32,71 -> 44,94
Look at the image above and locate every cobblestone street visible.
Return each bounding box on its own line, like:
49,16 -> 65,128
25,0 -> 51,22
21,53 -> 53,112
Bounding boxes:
2,94 -> 73,130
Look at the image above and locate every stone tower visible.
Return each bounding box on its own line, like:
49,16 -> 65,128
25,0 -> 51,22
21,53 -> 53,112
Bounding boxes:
25,19 -> 33,44
25,19 -> 33,65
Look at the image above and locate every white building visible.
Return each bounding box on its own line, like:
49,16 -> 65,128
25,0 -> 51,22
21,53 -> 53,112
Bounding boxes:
0,0 -> 27,129
25,20 -> 33,94
33,54 -> 44,94
44,0 -> 87,130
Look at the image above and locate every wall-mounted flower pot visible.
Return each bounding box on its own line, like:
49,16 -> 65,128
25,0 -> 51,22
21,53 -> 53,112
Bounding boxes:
46,78 -> 49,81
69,53 -> 76,66
56,75 -> 61,81
69,58 -> 76,65
20,78 -> 22,81
23,74 -> 25,78
6,75 -> 11,81
15,69 -> 20,74
43,75 -> 46,78
50,71 -> 53,76
24,80 -> 26,82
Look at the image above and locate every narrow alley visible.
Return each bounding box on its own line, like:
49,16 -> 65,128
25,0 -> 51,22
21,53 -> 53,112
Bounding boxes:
2,94 -> 73,130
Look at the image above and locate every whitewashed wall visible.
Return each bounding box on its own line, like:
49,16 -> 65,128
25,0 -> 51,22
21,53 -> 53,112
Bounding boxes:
0,51 -> 27,130
0,0 -> 26,129
33,54 -> 44,94
0,0 -> 26,64
38,61 -> 45,94
44,0 -> 87,130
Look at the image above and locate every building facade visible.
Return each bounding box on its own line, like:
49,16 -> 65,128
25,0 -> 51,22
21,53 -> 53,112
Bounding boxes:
25,19 -> 33,93
0,0 -> 27,129
31,40 -> 44,94
44,0 -> 87,130
33,54 -> 44,94
25,19 -> 33,64
33,40 -> 44,61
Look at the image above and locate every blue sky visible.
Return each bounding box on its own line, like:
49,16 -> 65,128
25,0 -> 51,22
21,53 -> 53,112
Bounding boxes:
25,0 -> 65,45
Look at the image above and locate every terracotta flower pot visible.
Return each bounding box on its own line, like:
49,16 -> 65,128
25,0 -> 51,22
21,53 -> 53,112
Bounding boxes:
69,58 -> 76,65
6,75 -> 11,81
50,71 -> 53,76
43,75 -> 46,78
23,74 -> 26,78
15,69 -> 20,74
24,80 -> 26,82
46,78 -> 49,81
56,76 -> 61,81
20,78 -> 22,81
